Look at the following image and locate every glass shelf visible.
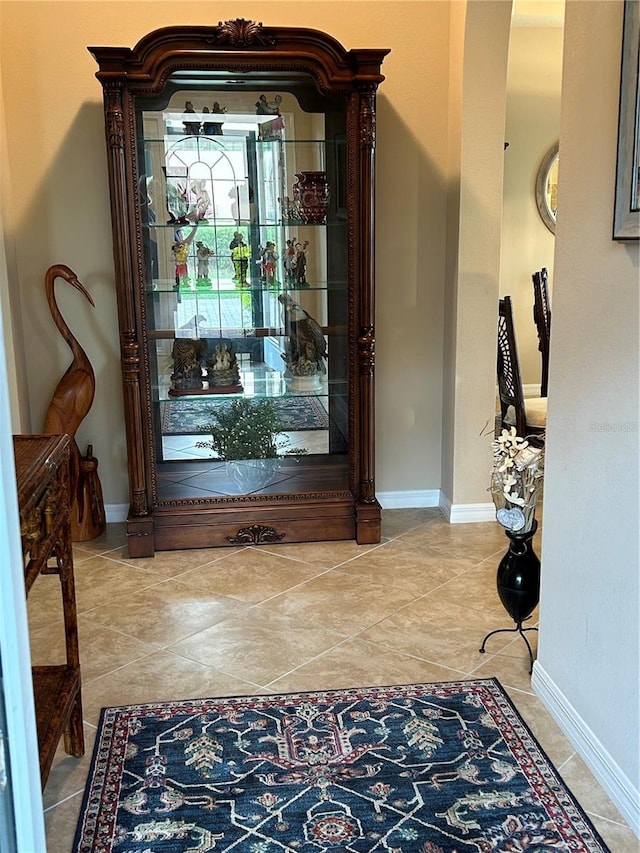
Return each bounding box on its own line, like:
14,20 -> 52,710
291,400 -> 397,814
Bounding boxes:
142,131 -> 329,146
152,372 -> 348,403
145,280 -> 348,294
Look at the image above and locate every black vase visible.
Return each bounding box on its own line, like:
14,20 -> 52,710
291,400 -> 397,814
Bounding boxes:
496,520 -> 541,624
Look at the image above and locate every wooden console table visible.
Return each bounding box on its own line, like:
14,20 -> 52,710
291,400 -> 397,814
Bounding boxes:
13,434 -> 84,786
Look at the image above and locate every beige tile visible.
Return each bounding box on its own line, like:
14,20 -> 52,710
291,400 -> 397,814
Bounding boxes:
405,548 -> 492,578
471,629 -> 540,691
268,636 -> 464,694
80,650 -> 260,725
26,576 -> 66,631
45,791 -> 84,853
43,722 -> 96,809
71,521 -> 127,556
587,814 -> 640,852
29,615 -> 66,665
174,547 -> 328,603
255,570 -> 417,633
84,578 -> 249,647
333,539 -> 466,596
71,544 -> 97,564
428,560 -> 529,619
72,555 -> 160,614
359,596 -> 517,673
102,544 -> 240,579
169,609 -> 350,685
380,507 -> 442,539
500,686 -> 577,769
558,752 -> 635,828
399,518 -> 507,561
257,538 -> 386,568
29,615 -> 159,683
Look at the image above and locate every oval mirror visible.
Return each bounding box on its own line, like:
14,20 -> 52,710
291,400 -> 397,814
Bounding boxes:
535,143 -> 559,234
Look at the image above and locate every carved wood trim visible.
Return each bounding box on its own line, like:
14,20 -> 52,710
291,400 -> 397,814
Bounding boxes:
358,326 -> 375,376
104,86 -> 124,150
359,90 -> 376,149
156,491 -> 353,509
207,19 -> 275,47
228,524 -> 286,545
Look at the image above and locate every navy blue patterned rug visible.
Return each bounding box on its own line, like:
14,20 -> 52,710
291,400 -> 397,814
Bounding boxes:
161,396 -> 329,435
73,679 -> 610,852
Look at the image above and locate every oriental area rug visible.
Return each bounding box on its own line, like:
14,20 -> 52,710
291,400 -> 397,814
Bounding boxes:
161,396 -> 329,436
73,679 -> 610,853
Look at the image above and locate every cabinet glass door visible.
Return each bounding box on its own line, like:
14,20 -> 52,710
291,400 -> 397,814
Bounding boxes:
137,81 -> 348,500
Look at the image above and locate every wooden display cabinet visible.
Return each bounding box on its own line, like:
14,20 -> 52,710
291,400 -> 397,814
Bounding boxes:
13,434 -> 84,787
90,20 -> 388,556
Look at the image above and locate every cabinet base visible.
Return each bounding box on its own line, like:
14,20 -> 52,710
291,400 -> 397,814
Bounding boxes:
126,515 -> 156,557
356,499 -> 383,544
126,499 -> 381,555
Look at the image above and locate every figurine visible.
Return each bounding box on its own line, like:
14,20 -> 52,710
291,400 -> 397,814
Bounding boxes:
190,179 -> 210,222
165,181 -> 190,225
170,338 -> 206,391
207,342 -> 241,388
43,264 -> 106,541
196,241 -> 213,282
171,223 -> 199,288
278,292 -> 327,378
294,240 -> 310,285
202,101 -> 226,135
255,93 -> 282,115
280,195 -> 299,222
259,241 -> 279,288
182,100 -> 201,135
230,232 -> 251,286
284,239 -> 297,281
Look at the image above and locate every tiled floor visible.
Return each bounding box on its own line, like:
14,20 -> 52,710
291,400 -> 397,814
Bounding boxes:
30,510 -> 637,851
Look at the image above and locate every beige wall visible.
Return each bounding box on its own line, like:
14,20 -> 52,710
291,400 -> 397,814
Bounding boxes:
501,21 -> 563,387
535,0 -> 639,817
442,0 -> 512,509
0,0 -> 452,506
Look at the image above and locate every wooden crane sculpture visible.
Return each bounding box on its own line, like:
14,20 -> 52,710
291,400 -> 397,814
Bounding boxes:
43,264 -> 106,541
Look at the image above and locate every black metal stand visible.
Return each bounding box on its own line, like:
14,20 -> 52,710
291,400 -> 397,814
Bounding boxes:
481,521 -> 541,675
479,622 -> 539,674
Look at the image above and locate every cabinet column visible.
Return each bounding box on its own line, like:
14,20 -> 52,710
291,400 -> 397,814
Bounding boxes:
102,85 -> 153,554
356,87 -> 381,543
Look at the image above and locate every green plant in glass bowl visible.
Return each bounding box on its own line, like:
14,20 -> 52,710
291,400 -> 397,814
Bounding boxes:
196,398 -> 305,460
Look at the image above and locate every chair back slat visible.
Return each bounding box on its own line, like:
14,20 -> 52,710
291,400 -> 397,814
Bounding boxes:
497,296 -> 528,436
532,267 -> 551,396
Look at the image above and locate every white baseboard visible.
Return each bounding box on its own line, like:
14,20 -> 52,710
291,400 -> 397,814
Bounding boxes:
439,493 -> 496,524
532,662 -> 640,837
106,495 -> 495,524
377,490 -> 440,509
105,503 -> 129,523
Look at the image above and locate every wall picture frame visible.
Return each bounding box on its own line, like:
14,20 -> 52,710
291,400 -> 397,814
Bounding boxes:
613,0 -> 640,240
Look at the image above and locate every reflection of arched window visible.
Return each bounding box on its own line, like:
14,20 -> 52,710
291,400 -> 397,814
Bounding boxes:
164,137 -> 249,226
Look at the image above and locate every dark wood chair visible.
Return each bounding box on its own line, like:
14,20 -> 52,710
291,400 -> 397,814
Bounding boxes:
497,296 -> 547,437
532,267 -> 551,397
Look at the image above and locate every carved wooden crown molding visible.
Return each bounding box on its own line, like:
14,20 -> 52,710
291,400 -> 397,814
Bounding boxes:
208,19 -> 275,47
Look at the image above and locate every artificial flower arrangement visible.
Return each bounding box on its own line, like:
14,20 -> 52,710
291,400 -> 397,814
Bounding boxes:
490,427 -> 545,534
196,398 -> 306,461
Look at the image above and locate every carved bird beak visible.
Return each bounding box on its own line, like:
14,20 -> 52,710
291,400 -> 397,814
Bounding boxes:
67,271 -> 96,308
